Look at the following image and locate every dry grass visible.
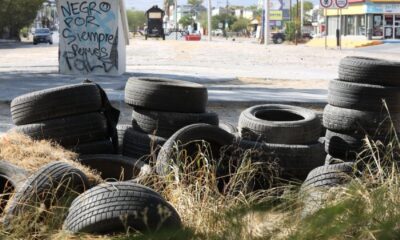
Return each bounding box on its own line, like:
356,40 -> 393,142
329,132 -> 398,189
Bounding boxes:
0,132 -> 102,184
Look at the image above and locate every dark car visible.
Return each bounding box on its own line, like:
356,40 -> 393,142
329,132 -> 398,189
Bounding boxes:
33,28 -> 53,45
272,32 -> 285,44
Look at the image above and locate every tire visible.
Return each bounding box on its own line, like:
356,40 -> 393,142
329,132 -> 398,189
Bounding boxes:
328,79 -> 400,112
238,104 -> 321,144
302,162 -> 355,189
11,83 -> 102,125
68,140 -> 114,155
12,112 -> 108,147
338,56 -> 400,86
323,104 -> 400,133
325,130 -> 364,160
117,124 -> 132,154
238,139 -> 326,180
324,154 -> 345,165
219,121 -> 239,137
156,124 -> 235,176
78,154 -> 147,181
4,162 -> 89,224
132,108 -> 219,138
122,127 -> 166,162
63,182 -> 182,234
125,77 -> 208,113
0,161 -> 28,213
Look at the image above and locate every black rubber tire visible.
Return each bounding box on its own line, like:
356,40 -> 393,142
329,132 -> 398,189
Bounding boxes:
132,108 -> 219,138
302,162 -> 355,189
328,79 -> 400,112
11,83 -> 102,125
68,140 -> 115,155
338,56 -> 400,86
156,124 -> 235,176
125,77 -> 208,113
324,154 -> 346,165
78,154 -> 147,181
12,113 -> 108,147
325,130 -> 364,160
238,139 -> 326,180
4,162 -> 89,224
238,104 -> 321,144
122,127 -> 166,162
323,104 -> 400,133
117,124 -> 132,154
0,161 -> 28,213
219,121 -> 239,138
63,182 -> 182,234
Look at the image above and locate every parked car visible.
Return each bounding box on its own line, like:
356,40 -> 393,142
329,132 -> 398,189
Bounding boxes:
33,28 -> 53,45
212,29 -> 224,36
272,32 -> 285,44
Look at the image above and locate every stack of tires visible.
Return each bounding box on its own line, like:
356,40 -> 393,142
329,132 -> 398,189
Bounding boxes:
120,77 -> 219,162
10,83 -> 119,155
238,104 -> 325,180
324,56 -> 400,162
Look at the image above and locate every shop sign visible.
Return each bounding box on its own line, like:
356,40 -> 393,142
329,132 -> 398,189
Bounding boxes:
366,3 -> 400,13
270,10 -> 283,20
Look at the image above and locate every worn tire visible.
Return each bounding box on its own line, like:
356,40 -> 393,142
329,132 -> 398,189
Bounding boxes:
328,79 -> 400,112
117,124 -> 132,154
338,56 -> 400,86
323,104 -> 400,133
68,140 -> 115,155
324,154 -> 345,165
325,130 -> 364,160
12,113 -> 108,147
64,182 -> 182,234
4,162 -> 89,224
156,124 -> 235,176
11,83 -> 102,125
132,108 -> 219,138
302,162 -> 355,189
78,154 -> 147,181
238,139 -> 326,180
122,127 -> 166,162
219,121 -> 239,138
0,161 -> 28,213
238,104 -> 321,144
125,77 -> 208,113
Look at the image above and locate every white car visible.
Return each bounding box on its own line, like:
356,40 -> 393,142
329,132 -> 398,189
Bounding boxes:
212,29 -> 224,36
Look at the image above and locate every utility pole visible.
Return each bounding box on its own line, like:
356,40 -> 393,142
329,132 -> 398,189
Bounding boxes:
300,0 -> 304,35
175,0 -> 178,40
208,0 -> 212,41
264,0 -> 270,46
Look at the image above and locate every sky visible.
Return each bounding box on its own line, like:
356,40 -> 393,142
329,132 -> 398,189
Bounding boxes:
124,0 -> 260,11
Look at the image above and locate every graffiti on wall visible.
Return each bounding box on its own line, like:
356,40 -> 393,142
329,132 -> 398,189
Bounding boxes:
58,1 -> 120,74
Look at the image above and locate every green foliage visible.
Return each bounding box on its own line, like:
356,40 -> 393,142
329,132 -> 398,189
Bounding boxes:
231,18 -> 250,32
0,0 -> 46,40
291,1 -> 314,24
179,15 -> 195,28
20,27 -> 29,38
285,21 -> 300,41
188,0 -> 203,7
126,10 -> 146,32
212,14 -> 237,30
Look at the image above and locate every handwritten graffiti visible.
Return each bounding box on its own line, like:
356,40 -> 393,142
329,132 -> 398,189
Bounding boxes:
59,0 -> 118,74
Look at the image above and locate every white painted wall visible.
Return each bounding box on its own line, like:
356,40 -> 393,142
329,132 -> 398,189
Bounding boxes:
57,0 -> 127,75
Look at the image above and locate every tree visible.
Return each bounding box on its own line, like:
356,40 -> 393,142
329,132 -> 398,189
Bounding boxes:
126,10 -> 146,32
179,15 -> 194,28
212,14 -> 237,30
291,1 -> 314,24
188,0 -> 203,7
0,0 -> 46,40
231,18 -> 250,32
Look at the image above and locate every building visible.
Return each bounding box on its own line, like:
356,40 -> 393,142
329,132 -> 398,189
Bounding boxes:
326,0 -> 400,40
234,8 -> 254,19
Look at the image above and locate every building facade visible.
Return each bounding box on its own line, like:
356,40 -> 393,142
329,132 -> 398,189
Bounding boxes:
326,0 -> 400,39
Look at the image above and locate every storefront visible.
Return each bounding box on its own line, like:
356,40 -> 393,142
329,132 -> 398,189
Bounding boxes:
326,0 -> 400,39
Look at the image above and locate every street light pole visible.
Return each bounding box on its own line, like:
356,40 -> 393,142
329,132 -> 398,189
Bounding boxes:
175,0 -> 178,40
264,0 -> 270,46
208,0 -> 212,41
300,0 -> 304,34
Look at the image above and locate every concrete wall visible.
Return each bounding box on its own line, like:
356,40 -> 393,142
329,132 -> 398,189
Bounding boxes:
57,0 -> 126,75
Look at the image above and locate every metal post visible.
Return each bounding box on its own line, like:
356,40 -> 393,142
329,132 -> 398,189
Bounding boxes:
300,0 -> 304,35
264,0 -> 270,46
325,8 -> 328,49
208,0 -> 212,41
175,0 -> 178,40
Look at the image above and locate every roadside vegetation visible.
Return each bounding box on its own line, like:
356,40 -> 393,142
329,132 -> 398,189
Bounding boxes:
0,132 -> 399,239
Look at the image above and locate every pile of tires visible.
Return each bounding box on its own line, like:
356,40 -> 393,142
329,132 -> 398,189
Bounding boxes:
120,77 -> 220,162
324,56 -> 400,161
10,82 -> 120,155
237,104 -> 325,180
